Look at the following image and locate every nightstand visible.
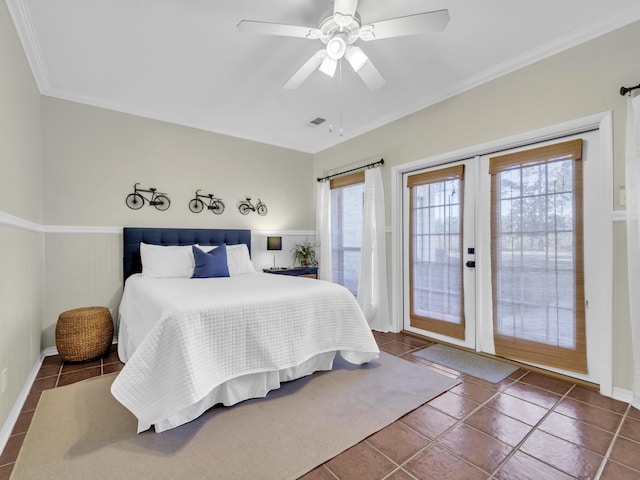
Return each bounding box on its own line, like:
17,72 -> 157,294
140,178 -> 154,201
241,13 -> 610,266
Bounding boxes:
263,267 -> 318,279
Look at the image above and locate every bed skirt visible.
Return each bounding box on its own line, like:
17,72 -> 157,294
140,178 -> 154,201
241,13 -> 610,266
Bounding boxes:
142,351 -> 336,433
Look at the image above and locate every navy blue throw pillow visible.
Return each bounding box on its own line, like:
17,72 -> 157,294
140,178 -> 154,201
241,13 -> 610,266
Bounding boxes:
192,245 -> 230,278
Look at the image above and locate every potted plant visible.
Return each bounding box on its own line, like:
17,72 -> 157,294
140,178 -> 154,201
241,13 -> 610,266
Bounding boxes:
292,241 -> 317,267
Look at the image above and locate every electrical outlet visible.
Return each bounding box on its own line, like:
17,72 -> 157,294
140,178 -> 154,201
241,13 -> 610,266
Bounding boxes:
1,368 -> 7,393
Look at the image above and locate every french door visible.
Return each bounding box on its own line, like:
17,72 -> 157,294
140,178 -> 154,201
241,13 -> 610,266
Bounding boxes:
404,159 -> 477,350
402,130 -> 603,383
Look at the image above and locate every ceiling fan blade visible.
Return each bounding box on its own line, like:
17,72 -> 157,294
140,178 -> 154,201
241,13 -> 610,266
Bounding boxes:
333,0 -> 359,18
360,9 -> 450,41
283,50 -> 327,89
353,58 -> 385,90
237,20 -> 320,39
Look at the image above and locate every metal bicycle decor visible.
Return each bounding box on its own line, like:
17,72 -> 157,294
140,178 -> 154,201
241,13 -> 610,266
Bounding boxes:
238,197 -> 268,216
126,183 -> 171,210
188,190 -> 225,214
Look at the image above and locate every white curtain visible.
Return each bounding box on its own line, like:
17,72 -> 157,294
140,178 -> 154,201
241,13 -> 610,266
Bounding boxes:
357,167 -> 391,331
626,94 -> 640,409
316,180 -> 333,282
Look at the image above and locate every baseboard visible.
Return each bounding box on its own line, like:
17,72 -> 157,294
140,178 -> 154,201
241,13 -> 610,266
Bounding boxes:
613,387 -> 633,404
42,345 -> 58,357
0,352 -> 45,457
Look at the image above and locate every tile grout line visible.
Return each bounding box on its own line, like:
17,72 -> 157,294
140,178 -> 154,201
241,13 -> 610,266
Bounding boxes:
318,463 -> 340,480
391,375 -> 515,477
486,384 -> 579,479
364,439 -> 414,480
592,402 -> 632,480
53,362 -> 63,388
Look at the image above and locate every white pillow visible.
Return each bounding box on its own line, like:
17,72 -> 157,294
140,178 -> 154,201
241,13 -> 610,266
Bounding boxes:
196,243 -> 255,276
140,243 -> 195,278
226,244 -> 256,275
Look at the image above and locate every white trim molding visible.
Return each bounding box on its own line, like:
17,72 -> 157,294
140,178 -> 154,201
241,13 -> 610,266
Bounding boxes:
253,230 -> 315,237
0,212 -> 123,234
5,0 -> 51,91
0,216 -> 319,237
0,351 -> 45,457
613,387 -> 634,404
0,210 -> 43,232
612,210 -> 627,222
43,225 -> 123,234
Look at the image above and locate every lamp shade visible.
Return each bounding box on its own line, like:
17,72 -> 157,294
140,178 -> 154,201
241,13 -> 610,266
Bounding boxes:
267,236 -> 282,251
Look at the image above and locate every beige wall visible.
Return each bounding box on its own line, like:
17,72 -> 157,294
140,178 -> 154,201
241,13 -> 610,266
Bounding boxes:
41,98 -> 314,230
0,1 -> 44,431
313,21 -> 640,390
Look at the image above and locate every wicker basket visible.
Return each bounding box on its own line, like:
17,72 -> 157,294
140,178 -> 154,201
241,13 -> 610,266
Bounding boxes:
55,306 -> 114,362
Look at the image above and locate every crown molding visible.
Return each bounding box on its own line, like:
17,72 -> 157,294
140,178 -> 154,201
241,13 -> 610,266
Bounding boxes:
6,0 -> 51,92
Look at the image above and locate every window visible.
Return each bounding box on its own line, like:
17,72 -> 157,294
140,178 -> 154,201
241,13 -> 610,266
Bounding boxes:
489,139 -> 586,372
331,171 -> 364,295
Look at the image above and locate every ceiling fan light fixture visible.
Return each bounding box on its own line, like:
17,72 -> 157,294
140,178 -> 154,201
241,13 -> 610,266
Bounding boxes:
319,56 -> 337,77
345,46 -> 368,72
326,35 -> 347,60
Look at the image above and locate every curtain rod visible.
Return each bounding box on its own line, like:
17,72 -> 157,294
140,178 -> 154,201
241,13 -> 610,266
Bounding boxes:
317,159 -> 384,182
620,83 -> 640,96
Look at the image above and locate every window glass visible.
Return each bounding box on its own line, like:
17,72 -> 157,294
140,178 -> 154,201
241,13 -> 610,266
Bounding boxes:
331,182 -> 363,295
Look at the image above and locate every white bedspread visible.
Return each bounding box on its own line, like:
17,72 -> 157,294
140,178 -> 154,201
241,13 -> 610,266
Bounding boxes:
112,272 -> 379,432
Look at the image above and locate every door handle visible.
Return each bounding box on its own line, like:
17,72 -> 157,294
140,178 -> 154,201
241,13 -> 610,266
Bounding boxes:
466,260 -> 476,268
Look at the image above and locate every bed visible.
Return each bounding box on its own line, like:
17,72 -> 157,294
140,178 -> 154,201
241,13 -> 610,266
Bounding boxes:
111,227 -> 379,433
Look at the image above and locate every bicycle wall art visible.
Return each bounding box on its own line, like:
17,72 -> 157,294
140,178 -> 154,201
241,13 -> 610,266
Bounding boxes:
189,190 -> 225,214
126,183 -> 269,216
238,197 -> 268,216
126,183 -> 171,210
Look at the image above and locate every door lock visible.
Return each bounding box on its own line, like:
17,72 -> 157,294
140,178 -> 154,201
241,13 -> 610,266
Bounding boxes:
466,260 -> 476,268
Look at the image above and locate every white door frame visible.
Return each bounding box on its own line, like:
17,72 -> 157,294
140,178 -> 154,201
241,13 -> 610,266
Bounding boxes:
390,111 -> 613,397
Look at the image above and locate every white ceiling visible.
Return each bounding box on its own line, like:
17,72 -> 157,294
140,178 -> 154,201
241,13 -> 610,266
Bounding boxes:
7,0 -> 640,153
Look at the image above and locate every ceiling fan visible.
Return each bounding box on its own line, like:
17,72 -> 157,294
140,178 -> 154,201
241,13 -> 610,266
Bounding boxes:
237,0 -> 450,90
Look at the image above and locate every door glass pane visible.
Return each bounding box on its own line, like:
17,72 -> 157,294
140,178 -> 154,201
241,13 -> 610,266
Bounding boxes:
493,159 -> 577,347
411,177 -> 463,328
489,138 -> 586,373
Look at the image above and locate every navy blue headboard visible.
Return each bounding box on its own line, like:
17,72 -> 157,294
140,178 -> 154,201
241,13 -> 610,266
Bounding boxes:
123,227 -> 252,281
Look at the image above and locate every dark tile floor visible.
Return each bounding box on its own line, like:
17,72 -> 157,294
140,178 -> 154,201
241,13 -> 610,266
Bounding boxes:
1,333 -> 639,479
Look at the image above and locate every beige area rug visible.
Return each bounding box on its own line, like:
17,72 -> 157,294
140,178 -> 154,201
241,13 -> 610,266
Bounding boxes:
11,352 -> 459,480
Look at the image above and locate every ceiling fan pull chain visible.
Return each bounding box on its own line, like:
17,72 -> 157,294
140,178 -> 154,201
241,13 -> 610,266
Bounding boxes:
339,60 -> 344,136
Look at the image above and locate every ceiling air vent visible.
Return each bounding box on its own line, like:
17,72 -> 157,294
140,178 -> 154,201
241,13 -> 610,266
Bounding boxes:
307,117 -> 326,127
